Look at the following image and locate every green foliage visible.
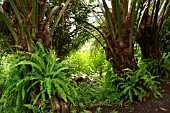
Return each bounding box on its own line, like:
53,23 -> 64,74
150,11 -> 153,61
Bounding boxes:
72,81 -> 104,111
67,41 -> 107,79
95,107 -> 102,113
110,110 -> 118,113
103,63 -> 161,105
139,53 -> 170,78
0,0 -> 91,57
0,53 -> 16,98
0,43 -> 77,112
161,15 -> 170,53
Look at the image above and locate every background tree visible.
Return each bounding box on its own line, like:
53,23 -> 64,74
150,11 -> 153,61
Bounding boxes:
80,0 -> 170,75
0,0 -> 91,57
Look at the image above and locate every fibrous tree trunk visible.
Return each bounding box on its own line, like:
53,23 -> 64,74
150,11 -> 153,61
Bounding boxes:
101,0 -> 138,75
104,17 -> 137,75
2,0 -> 52,52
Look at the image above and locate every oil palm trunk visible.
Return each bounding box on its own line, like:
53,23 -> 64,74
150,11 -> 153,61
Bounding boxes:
85,0 -> 140,75
1,0 -> 70,52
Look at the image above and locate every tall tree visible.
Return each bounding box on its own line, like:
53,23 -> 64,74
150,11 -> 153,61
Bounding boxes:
0,0 -> 91,57
81,0 -> 170,75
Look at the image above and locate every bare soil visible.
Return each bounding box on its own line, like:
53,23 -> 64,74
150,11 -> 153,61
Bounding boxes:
88,80 -> 170,113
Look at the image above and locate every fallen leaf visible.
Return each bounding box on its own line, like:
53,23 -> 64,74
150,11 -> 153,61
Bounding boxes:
160,107 -> 167,111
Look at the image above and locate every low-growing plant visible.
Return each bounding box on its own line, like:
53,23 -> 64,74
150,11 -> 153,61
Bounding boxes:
0,43 -> 77,112
140,53 -> 170,78
110,110 -> 118,113
102,62 -> 123,105
103,62 -> 161,105
67,42 -> 107,79
72,81 -> 104,111
95,107 -> 102,113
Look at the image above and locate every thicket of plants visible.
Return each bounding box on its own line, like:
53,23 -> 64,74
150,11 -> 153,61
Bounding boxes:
1,40 -> 169,113
0,0 -> 170,113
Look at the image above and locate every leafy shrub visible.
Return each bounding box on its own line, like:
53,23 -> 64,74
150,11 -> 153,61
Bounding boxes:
72,81 -> 104,111
139,53 -> 170,78
67,44 -> 107,79
161,16 -> 170,53
0,53 -> 13,98
0,43 -> 77,112
103,62 -> 161,105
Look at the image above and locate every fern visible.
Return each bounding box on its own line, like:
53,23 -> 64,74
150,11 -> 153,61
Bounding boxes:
1,43 -> 77,112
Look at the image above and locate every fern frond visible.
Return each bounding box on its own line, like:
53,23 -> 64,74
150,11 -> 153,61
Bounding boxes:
33,91 -> 42,105
45,78 -> 52,99
24,104 -> 38,111
67,95 -> 75,105
55,79 -> 70,95
16,90 -> 21,107
14,61 -> 43,74
21,85 -> 26,100
53,81 -> 67,102
27,80 -> 40,93
31,54 -> 46,71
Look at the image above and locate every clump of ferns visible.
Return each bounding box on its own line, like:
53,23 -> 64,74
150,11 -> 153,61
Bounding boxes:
0,43 -> 77,112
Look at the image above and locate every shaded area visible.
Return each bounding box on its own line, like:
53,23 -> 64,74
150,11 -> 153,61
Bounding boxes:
88,80 -> 170,113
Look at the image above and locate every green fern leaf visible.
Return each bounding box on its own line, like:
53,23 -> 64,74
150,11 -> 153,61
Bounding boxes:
53,81 -> 67,102
123,86 -> 131,94
21,85 -> 25,100
16,91 -> 21,107
45,78 -> 52,99
41,90 -> 46,102
32,54 -> 46,71
27,80 -> 40,92
56,79 -> 70,95
67,95 -> 75,105
24,104 -> 38,111
33,91 -> 42,105
14,61 -> 43,74
128,90 -> 133,103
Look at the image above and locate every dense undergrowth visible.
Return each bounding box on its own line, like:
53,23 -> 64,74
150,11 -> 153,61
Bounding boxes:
0,42 -> 169,113
0,0 -> 169,113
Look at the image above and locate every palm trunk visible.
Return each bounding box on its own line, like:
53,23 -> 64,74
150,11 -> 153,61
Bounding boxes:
105,39 -> 137,75
2,0 -> 51,52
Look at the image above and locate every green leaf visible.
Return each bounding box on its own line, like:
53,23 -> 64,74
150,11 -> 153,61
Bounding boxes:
33,91 -> 42,105
89,0 -> 94,3
53,81 -> 67,102
56,79 -> 70,95
123,86 -> 131,94
20,0 -> 28,17
102,0 -> 115,40
0,11 -> 18,42
8,0 -> 26,38
21,85 -> 25,100
32,0 -> 38,32
128,90 -> 133,103
32,54 -> 46,71
14,61 -> 43,73
24,104 -> 38,111
67,95 -> 75,105
45,78 -> 52,99
133,88 -> 140,96
112,0 -> 122,42
129,0 -> 140,52
16,91 -> 21,106
27,80 -> 40,92
42,90 -> 46,102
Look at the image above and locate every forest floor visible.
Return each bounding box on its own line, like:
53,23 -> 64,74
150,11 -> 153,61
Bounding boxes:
88,80 -> 170,113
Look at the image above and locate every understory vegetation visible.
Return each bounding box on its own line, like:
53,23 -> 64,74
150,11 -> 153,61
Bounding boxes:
0,0 -> 170,113
0,40 -> 170,113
